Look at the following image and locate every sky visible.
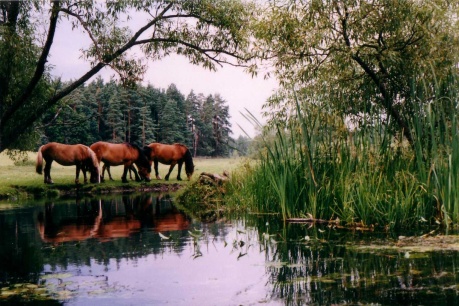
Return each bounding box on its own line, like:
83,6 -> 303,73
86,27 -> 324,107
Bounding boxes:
48,13 -> 278,138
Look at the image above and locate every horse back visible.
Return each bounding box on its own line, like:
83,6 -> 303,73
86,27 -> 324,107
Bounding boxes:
40,142 -> 92,166
90,141 -> 140,165
147,143 -> 188,164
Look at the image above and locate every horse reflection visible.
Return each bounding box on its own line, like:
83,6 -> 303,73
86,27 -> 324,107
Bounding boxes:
37,195 -> 190,244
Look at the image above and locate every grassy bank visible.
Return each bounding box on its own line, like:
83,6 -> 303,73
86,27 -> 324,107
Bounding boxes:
0,151 -> 242,201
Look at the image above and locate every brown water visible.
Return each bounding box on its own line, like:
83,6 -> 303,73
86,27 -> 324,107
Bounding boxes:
1,193 -> 459,305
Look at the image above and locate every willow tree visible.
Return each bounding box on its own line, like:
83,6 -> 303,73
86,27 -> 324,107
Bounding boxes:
0,0 -> 254,152
252,0 -> 459,149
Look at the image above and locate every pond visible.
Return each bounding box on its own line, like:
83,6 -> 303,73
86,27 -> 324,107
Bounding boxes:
1,193 -> 459,305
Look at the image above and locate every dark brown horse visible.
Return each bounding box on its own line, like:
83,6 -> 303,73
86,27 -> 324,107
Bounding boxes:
90,141 -> 151,183
36,142 -> 100,184
143,143 -> 194,181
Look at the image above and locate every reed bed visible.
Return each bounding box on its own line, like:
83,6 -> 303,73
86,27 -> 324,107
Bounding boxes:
228,80 -> 459,230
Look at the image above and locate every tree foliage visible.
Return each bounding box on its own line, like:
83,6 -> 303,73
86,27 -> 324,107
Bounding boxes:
41,79 -> 235,157
0,0 -> 254,152
253,0 -> 459,148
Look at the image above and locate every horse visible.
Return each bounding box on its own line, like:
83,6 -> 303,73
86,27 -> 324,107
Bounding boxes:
143,143 -> 194,181
35,142 -> 100,184
89,141 -> 151,183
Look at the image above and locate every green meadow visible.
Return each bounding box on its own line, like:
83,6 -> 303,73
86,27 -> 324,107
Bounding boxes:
0,151 -> 243,200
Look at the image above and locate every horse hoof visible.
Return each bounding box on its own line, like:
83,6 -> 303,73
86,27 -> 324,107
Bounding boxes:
122,180 -> 129,183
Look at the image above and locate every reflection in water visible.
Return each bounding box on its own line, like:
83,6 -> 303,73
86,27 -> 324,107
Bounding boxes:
37,194 -> 191,243
251,219 -> 459,305
1,194 -> 459,304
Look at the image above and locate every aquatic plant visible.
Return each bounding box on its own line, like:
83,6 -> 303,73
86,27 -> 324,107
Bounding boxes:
228,75 -> 459,229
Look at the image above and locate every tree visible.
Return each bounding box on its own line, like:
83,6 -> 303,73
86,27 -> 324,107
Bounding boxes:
130,87 -> 155,147
212,94 -> 232,156
0,0 -> 255,152
253,0 -> 459,149
233,135 -> 250,156
166,84 -> 191,146
185,90 -> 203,156
42,85 -> 98,145
198,95 -> 217,156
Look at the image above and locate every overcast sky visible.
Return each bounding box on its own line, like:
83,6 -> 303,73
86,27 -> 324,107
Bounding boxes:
48,14 -> 278,138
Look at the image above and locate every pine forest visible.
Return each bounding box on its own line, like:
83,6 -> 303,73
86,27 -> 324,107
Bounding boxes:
40,77 -> 246,157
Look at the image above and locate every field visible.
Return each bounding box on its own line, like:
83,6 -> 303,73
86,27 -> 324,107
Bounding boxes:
0,151 -> 245,200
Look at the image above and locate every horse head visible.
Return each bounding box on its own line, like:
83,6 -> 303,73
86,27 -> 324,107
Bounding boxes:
137,165 -> 151,182
184,149 -> 195,180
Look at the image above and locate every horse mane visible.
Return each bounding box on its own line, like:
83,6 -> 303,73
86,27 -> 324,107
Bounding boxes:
143,145 -> 152,158
126,143 -> 150,168
183,147 -> 194,176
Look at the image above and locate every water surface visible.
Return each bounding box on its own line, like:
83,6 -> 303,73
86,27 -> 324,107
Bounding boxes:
1,193 -> 459,305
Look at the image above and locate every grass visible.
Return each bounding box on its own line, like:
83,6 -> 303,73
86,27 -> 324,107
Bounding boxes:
0,152 -> 243,201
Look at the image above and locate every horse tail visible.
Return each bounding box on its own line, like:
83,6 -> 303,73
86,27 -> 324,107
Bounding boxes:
36,145 -> 44,174
184,147 -> 194,176
87,147 -> 100,183
87,147 -> 100,169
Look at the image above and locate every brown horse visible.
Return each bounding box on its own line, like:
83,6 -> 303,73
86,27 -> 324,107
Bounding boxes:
143,143 -> 194,181
36,142 -> 100,184
90,141 -> 151,183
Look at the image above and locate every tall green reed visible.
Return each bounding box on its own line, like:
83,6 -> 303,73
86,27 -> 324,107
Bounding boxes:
229,77 -> 459,228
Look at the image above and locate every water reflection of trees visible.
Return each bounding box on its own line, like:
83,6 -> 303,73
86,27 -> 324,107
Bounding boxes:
248,217 -> 459,305
0,206 -> 44,286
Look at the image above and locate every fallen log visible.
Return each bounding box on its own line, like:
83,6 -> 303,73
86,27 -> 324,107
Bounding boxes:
199,171 -> 229,185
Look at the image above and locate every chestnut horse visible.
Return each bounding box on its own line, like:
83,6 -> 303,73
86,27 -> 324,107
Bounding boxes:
143,143 -> 194,181
36,142 -> 100,184
90,141 -> 151,183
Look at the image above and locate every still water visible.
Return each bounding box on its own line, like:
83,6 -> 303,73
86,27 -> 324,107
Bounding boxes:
1,193 -> 459,305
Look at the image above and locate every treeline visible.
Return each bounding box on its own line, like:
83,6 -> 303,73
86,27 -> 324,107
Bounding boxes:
40,77 -> 250,157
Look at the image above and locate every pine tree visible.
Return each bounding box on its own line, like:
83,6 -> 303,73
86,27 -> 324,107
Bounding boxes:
104,81 -> 125,142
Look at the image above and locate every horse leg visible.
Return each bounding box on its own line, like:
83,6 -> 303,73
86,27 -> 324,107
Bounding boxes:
82,164 -> 88,184
165,163 -> 176,181
44,159 -> 53,184
101,164 -> 107,182
75,164 -> 82,184
107,165 -> 114,181
154,160 -> 162,180
176,162 -> 183,181
130,165 -> 141,182
129,166 -> 135,180
102,164 -> 113,181
122,166 -> 129,183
